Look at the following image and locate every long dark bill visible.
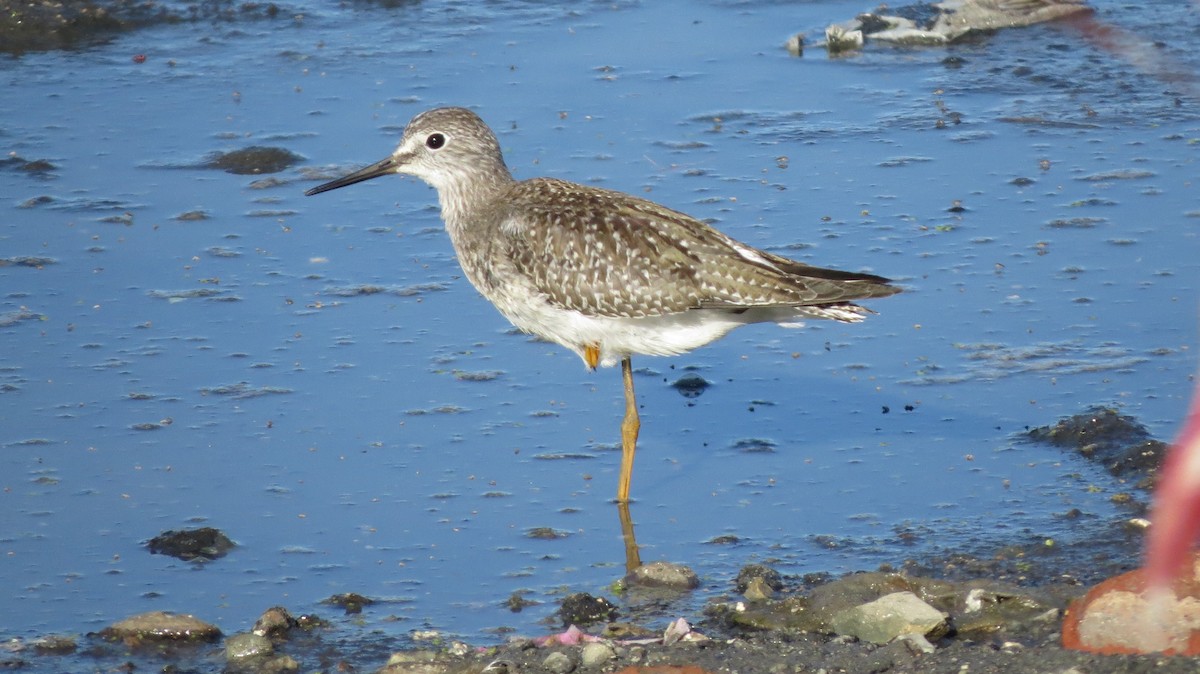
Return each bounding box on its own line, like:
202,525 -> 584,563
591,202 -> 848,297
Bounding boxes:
304,156 -> 398,196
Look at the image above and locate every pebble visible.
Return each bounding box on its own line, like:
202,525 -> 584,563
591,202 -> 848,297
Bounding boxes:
253,606 -> 297,638
580,641 -> 616,667
542,650 -> 575,673
628,561 -> 700,590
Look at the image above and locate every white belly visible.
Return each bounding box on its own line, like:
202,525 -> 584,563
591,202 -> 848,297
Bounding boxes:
491,293 -> 803,368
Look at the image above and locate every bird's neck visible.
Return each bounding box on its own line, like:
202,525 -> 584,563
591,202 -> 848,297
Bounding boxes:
437,165 -> 515,234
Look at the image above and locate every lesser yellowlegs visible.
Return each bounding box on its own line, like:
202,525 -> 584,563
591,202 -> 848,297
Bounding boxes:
306,107 -> 900,503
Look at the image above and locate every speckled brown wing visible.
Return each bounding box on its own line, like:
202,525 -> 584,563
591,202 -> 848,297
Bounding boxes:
499,178 -> 897,319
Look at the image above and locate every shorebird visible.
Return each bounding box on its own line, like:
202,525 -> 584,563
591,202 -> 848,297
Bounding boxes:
305,107 -> 900,503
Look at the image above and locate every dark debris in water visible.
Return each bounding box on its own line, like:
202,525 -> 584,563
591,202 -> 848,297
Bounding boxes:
146,527 -> 235,562
525,527 -> 571,540
17,194 -> 141,212
671,373 -> 711,398
206,146 -> 305,175
452,369 -> 503,382
1027,407 -> 1166,490
199,382 -> 292,399
998,116 -> 1102,129
404,404 -> 468,415
1045,216 -> 1107,229
532,452 -> 596,461
324,592 -> 375,615
324,283 -> 448,297
1078,169 -> 1157,182
732,437 -> 776,453
0,309 -> 46,328
0,154 -> 57,176
0,256 -> 56,268
0,0 -> 285,55
146,288 -> 225,300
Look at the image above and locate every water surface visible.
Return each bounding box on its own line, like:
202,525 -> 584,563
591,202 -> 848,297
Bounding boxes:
1,0 -> 1197,666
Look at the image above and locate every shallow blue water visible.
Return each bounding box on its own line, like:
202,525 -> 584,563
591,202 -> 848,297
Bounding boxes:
1,0 -> 1198,665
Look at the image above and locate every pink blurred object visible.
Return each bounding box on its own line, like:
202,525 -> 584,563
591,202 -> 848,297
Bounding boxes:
1145,379 -> 1200,588
533,624 -> 602,647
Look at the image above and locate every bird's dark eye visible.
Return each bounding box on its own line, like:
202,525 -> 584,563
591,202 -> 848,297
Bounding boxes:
425,133 -> 446,150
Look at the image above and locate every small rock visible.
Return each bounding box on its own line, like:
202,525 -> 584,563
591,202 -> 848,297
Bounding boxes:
627,561 -> 700,590
580,641 -> 616,667
99,611 -> 221,644
253,606 -> 298,638
295,613 -> 327,629
325,592 -> 374,614
663,617 -> 708,645
542,650 -> 575,674
225,632 -> 273,660
830,591 -> 949,644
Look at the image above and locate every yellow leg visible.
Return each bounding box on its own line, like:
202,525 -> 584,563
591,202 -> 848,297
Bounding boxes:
617,356 -> 639,503
617,500 -> 642,572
